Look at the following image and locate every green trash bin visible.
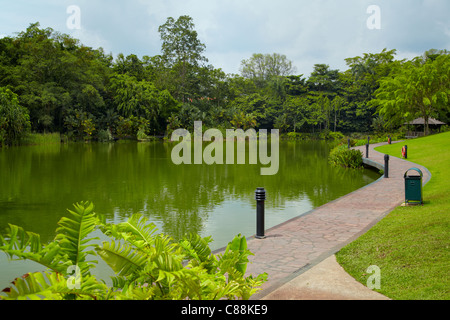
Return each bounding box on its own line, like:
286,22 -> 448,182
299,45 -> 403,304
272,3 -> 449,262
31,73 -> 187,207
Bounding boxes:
404,168 -> 423,205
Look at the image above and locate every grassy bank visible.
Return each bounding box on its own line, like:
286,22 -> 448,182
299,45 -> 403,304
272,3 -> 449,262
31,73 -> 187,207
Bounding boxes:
20,132 -> 61,145
336,131 -> 450,300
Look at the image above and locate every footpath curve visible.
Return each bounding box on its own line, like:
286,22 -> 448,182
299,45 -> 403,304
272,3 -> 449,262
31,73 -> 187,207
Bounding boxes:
243,141 -> 431,300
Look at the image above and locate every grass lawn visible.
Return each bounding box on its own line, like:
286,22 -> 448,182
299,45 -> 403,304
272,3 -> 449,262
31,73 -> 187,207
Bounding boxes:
336,131 -> 450,300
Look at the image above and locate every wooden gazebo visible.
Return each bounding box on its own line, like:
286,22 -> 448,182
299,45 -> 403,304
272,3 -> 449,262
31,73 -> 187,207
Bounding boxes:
405,117 -> 446,137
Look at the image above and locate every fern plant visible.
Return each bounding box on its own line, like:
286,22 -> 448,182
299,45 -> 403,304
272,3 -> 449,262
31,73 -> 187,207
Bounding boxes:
97,213 -> 267,300
0,202 -> 267,300
0,201 -> 109,300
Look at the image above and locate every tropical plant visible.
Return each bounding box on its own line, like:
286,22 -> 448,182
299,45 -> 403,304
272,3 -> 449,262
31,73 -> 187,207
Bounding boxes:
0,202 -> 267,300
63,108 -> 96,141
230,111 -> 257,130
328,145 -> 363,169
0,201 -> 108,300
371,53 -> 449,135
0,87 -> 31,147
97,128 -> 114,142
166,115 -> 182,137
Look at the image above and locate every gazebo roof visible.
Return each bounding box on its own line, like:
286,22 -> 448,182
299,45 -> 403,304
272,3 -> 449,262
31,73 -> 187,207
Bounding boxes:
405,117 -> 446,125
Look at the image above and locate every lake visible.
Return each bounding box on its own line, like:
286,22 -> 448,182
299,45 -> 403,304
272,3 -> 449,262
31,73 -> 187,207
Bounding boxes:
0,140 -> 379,287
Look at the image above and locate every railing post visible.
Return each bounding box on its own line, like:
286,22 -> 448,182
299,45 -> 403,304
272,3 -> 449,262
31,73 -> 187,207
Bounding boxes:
384,154 -> 390,178
255,188 -> 266,239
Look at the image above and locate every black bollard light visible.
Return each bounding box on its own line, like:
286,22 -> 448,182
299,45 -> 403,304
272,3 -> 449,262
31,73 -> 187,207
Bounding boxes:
255,188 -> 266,239
366,143 -> 369,158
405,145 -> 408,159
348,138 -> 351,149
384,154 -> 390,178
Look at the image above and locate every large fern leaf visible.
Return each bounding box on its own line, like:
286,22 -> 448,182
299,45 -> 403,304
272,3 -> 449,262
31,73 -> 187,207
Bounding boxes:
102,213 -> 157,249
0,272 -> 64,300
224,234 -> 251,275
96,240 -> 147,277
0,224 -> 41,254
1,271 -> 110,300
179,233 -> 217,272
0,224 -> 68,273
52,274 -> 110,300
55,201 -> 99,275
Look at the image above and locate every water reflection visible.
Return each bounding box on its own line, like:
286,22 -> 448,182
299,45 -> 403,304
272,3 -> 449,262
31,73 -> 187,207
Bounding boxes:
5,142 -> 376,239
0,140 -> 380,287
0,140 -> 379,247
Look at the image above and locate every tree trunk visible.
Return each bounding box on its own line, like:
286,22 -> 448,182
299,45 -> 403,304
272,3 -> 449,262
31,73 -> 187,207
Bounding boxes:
334,107 -> 337,132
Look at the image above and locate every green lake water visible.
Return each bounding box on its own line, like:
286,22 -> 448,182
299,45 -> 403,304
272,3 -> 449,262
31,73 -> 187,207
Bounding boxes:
0,140 -> 379,287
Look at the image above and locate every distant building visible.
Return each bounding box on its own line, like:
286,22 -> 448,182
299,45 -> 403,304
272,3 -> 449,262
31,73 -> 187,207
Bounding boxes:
404,117 -> 446,137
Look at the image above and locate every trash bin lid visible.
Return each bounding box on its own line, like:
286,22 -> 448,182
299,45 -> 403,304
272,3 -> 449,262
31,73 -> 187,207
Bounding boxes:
404,168 -> 423,178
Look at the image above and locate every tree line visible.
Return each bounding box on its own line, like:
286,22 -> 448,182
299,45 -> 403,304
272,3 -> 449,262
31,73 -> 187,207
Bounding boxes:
0,16 -> 448,146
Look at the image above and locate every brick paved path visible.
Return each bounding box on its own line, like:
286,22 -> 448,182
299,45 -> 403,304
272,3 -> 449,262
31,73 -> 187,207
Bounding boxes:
244,141 -> 431,299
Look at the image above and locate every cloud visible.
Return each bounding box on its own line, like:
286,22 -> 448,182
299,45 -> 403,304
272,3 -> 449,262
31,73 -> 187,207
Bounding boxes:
1,0 -> 449,77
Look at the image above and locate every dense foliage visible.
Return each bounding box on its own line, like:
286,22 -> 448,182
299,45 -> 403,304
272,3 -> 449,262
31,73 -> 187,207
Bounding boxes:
328,145 -> 363,169
0,19 -> 448,143
0,201 -> 267,300
371,52 -> 450,135
0,87 -> 31,146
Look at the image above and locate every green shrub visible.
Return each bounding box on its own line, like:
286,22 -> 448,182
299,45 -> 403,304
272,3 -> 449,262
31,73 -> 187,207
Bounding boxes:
329,145 -> 363,169
320,130 -> 345,141
136,127 -> 149,141
0,202 -> 267,300
327,131 -> 345,141
286,132 -> 302,140
97,128 -> 114,142
115,116 -> 150,140
285,132 -> 314,140
0,87 -> 31,147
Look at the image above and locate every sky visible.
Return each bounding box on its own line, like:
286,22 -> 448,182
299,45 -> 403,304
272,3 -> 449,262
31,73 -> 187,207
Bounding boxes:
0,0 -> 449,77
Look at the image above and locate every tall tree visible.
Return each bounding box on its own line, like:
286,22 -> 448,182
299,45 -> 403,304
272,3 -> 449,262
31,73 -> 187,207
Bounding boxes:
371,54 -> 450,135
340,49 -> 398,132
0,23 -> 111,133
158,15 -> 208,102
109,73 -> 179,134
331,95 -> 346,132
345,48 -> 397,100
275,96 -> 308,133
307,64 -> 340,95
113,53 -> 146,81
240,53 -> 295,87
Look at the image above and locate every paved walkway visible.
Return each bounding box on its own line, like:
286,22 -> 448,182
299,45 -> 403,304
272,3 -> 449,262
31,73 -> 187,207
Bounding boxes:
244,141 -> 431,300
